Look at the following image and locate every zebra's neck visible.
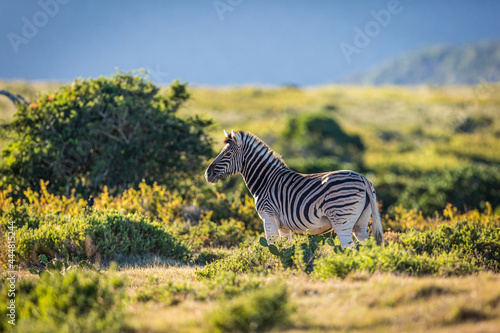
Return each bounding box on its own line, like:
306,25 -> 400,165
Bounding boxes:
239,132 -> 288,197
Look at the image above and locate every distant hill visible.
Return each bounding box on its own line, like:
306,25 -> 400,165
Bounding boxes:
344,40 -> 500,85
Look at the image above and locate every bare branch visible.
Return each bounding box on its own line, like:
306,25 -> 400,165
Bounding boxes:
15,94 -> 29,104
0,90 -> 29,105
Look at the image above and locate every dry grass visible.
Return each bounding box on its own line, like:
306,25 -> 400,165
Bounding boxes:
285,273 -> 500,333
14,266 -> 500,332
107,264 -> 500,333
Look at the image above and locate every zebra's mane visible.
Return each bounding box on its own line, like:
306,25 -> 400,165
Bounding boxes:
239,131 -> 288,168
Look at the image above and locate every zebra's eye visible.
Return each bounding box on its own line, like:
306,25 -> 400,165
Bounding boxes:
226,151 -> 233,157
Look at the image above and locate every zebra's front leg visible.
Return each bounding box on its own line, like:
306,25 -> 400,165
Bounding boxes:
262,215 -> 280,244
278,228 -> 292,243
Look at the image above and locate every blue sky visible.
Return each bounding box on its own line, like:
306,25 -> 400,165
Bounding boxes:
1,0 -> 500,85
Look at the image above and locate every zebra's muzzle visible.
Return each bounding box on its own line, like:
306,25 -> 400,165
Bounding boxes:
205,168 -> 219,184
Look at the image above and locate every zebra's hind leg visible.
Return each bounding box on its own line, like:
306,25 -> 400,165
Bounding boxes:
330,222 -> 355,248
353,205 -> 371,242
326,205 -> 364,248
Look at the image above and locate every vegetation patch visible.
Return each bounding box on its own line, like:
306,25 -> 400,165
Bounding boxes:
313,241 -> 478,280
0,269 -> 126,333
134,280 -> 192,305
179,217 -> 248,249
206,283 -> 294,333
398,215 -> 500,270
196,240 -> 273,279
2,208 -> 190,264
0,72 -> 212,197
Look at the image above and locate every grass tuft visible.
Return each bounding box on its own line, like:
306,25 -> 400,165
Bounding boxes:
206,283 -> 294,333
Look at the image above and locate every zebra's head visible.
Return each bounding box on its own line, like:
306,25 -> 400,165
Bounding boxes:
205,130 -> 244,184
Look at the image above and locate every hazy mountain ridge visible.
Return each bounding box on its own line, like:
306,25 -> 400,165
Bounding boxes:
345,40 -> 500,85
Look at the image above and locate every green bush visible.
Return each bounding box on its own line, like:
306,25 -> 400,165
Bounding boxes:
372,164 -> 500,215
453,114 -> 493,133
206,284 -> 294,333
196,240 -> 273,279
0,269 -> 125,333
259,237 -> 295,270
87,210 -> 190,261
0,71 -> 212,196
313,240 -> 478,280
397,165 -> 500,215
4,208 -> 190,264
281,112 -> 365,169
398,218 -> 500,270
182,217 -> 247,249
196,190 -> 262,233
292,234 -> 324,273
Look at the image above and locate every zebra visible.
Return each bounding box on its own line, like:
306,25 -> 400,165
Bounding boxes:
205,130 -> 384,248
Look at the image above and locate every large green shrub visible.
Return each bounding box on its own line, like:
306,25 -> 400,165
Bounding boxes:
0,71 -> 212,196
3,208 -> 190,264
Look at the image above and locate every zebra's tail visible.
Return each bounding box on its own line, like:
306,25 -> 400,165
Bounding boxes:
363,177 -> 384,246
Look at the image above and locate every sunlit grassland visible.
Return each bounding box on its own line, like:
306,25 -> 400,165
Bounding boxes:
13,253 -> 500,332
17,265 -> 496,333
183,83 -> 500,174
112,267 -> 500,332
184,84 -> 500,131
2,80 -> 499,136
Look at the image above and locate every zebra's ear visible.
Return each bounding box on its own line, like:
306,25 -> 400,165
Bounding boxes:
231,129 -> 242,145
224,130 -> 230,138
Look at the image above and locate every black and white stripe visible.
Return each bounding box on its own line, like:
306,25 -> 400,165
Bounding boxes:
205,130 -> 384,248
